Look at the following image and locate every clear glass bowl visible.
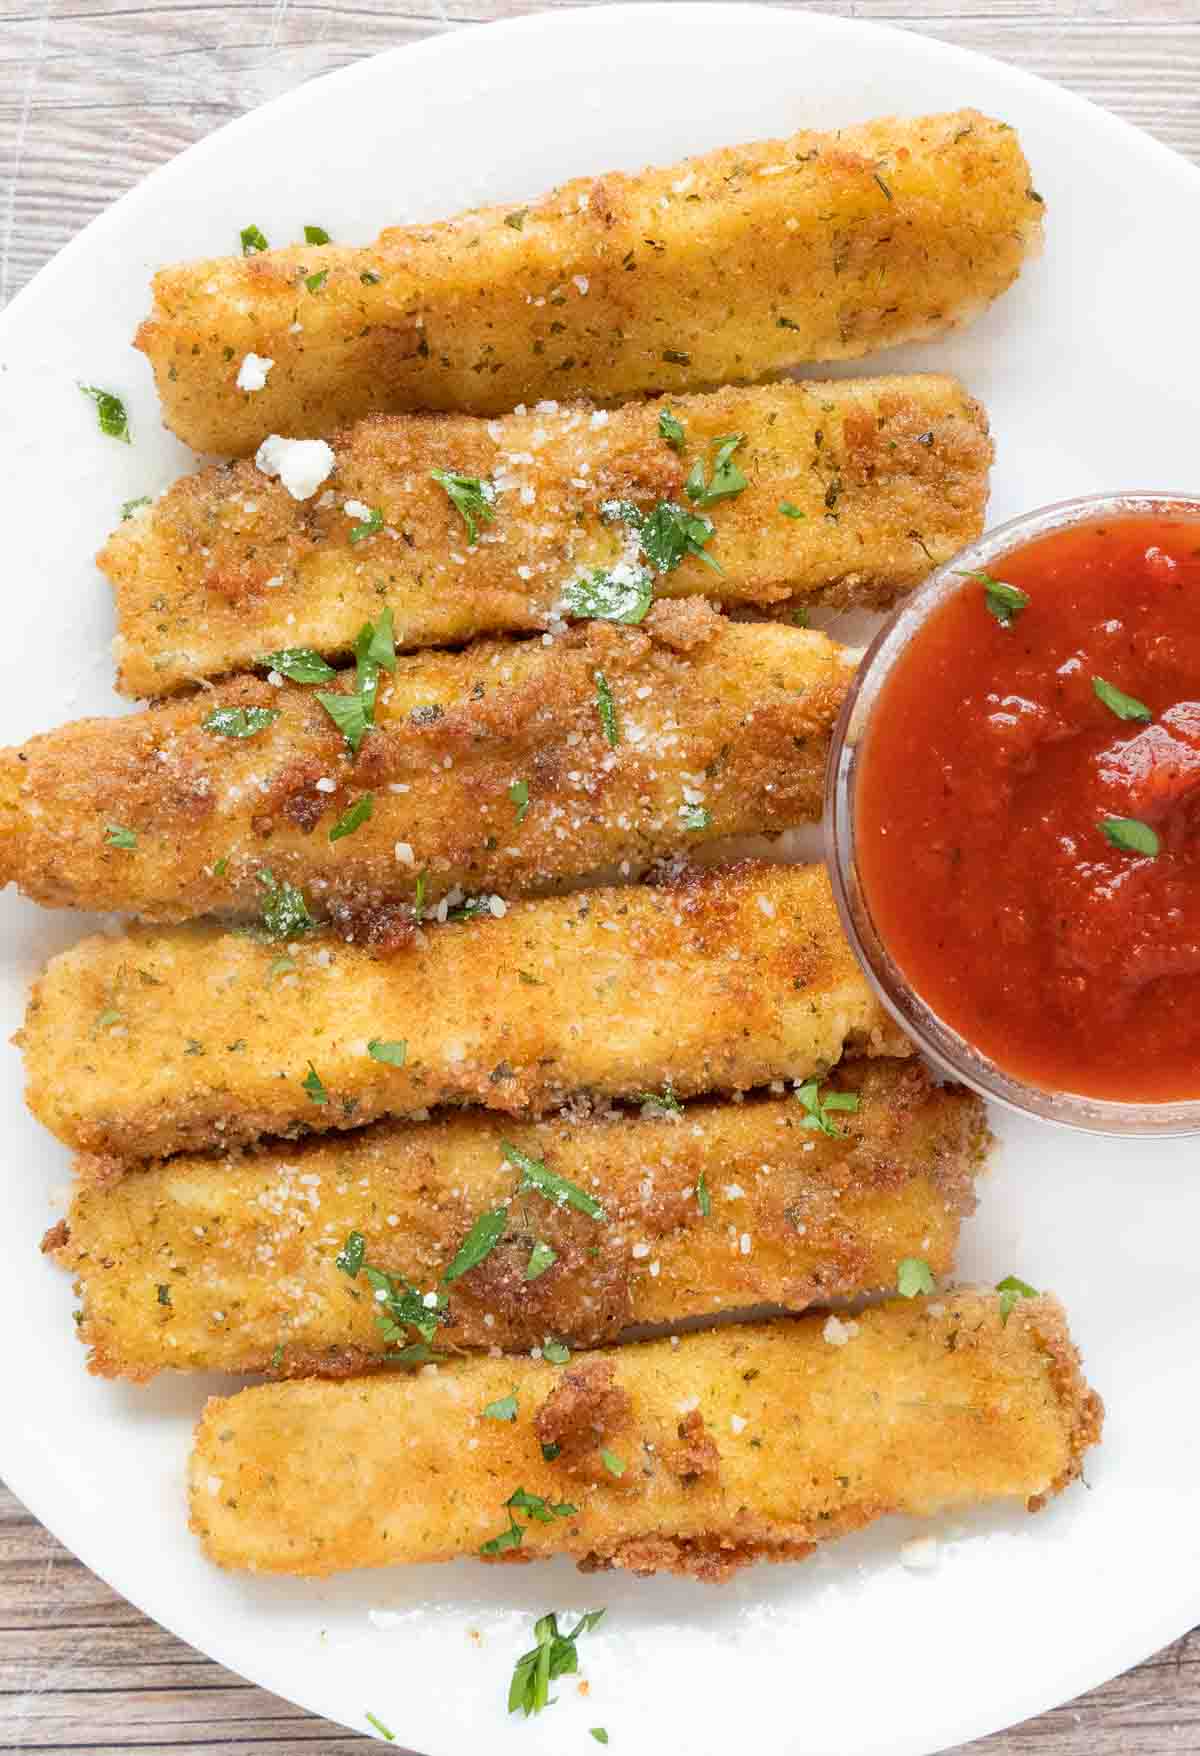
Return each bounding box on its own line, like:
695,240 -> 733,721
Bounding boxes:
825,491 -> 1200,1138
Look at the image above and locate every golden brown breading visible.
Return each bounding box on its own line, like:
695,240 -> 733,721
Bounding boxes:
0,613 -> 852,920
100,376 -> 990,697
135,111 -> 1041,455
187,1292 -> 1102,1579
19,860 -> 909,1160
52,1061 -> 988,1379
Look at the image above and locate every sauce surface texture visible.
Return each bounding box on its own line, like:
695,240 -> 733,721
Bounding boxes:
857,514 -> 1200,1101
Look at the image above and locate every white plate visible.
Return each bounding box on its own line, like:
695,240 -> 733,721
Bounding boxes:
1,6 -> 1198,1752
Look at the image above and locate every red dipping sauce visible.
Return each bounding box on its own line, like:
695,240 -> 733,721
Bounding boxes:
856,514 -> 1200,1103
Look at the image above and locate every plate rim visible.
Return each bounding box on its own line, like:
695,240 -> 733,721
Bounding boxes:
3,6 -> 1200,1751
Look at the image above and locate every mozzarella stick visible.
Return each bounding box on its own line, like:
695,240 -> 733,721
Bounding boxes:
19,861 -> 908,1160
188,1292 -> 1102,1579
50,1060 -> 987,1379
100,376 -> 990,698
0,611 -> 852,922
135,110 -> 1040,455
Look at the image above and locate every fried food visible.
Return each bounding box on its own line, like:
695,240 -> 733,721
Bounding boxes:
188,1291 -> 1102,1579
0,610 -> 852,921
20,860 -> 908,1160
52,1060 -> 987,1379
135,111 -> 1041,455
100,376 -> 990,698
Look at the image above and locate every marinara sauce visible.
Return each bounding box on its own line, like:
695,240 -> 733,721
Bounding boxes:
856,514 -> 1200,1102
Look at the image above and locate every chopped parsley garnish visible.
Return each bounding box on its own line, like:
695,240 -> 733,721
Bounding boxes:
591,1732 -> 609,1745
562,565 -> 654,625
874,171 -> 893,201
640,1084 -> 681,1114
80,385 -> 131,444
361,269 -> 382,285
156,1283 -> 171,1306
364,1711 -> 395,1741
996,1274 -> 1038,1323
258,868 -> 314,939
202,705 -> 278,739
506,1609 -> 603,1717
316,688 -> 372,754
330,793 -> 374,841
121,495 -> 151,520
594,670 -> 620,746
302,1062 -> 328,1105
509,779 -> 530,823
483,1389 -> 518,1421
541,1441 -> 561,1462
795,1079 -> 860,1138
484,1491 -> 578,1560
355,606 -> 397,715
1101,816 -> 1159,857
680,804 -> 710,831
791,608 -> 811,627
240,224 -> 269,254
442,1207 -> 509,1283
504,209 -> 528,231
637,501 -> 720,575
305,269 -> 328,294
685,433 -> 748,509
779,501 -> 806,519
367,1038 -> 407,1067
260,647 -> 336,684
897,1256 -> 935,1298
658,409 -> 686,451
336,1231 -> 366,1277
696,1169 -> 711,1216
542,1339 -> 570,1365
212,857 -> 229,877
961,568 -> 1030,628
431,468 -> 496,544
303,224 -> 331,245
1092,676 -> 1152,722
104,823 -> 137,850
502,1141 -> 606,1220
600,1448 -> 625,1477
349,505 -> 384,544
525,1239 -> 558,1281
445,896 -> 493,922
366,1264 -> 448,1345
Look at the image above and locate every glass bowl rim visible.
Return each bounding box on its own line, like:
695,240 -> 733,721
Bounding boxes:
824,489 -> 1200,1138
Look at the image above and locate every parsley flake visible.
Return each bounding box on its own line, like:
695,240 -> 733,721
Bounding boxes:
336,1230 -> 366,1277
484,1491 -> 578,1560
1101,816 -> 1159,857
591,1732 -> 609,1746
506,1609 -> 603,1717
640,1084 -> 681,1114
121,495 -> 151,520
505,209 -> 528,230
330,793 -> 374,841
960,568 -> 1030,627
525,1239 -> 558,1281
562,565 -> 654,625
502,1141 -> 606,1220
366,1264 -> 448,1346
997,1274 -> 1038,1323
431,468 -> 496,543
600,1448 -> 625,1477
542,1339 -> 571,1365
680,804 -> 710,831
1093,677 -> 1152,722
779,501 -> 806,519
509,779 -> 530,823
260,647 -> 336,684
104,823 -> 137,850
367,1038 -> 407,1067
365,1711 -> 396,1741
305,269 -> 328,294
594,671 -> 620,746
360,269 -> 382,285
258,868 -> 314,939
354,606 -> 397,721
483,1389 -> 518,1421
795,1079 -> 860,1138
442,1207 -> 509,1283
658,408 -> 686,451
156,1283 -> 171,1306
696,1169 -> 711,1216
685,433 -> 748,509
316,687 -> 373,754
350,505 -> 384,544
240,224 -> 269,254
303,224 -> 331,245
302,1062 -> 328,1105
897,1256 -> 935,1298
80,385 -> 131,444
202,705 -> 278,739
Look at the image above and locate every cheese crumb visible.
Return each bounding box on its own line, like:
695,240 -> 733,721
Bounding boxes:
236,352 -> 274,391
823,1314 -> 860,1346
343,499 -> 373,520
255,434 -> 336,501
730,1414 -> 747,1434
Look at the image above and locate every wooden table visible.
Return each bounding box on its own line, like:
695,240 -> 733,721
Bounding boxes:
2,1 -> 1198,1749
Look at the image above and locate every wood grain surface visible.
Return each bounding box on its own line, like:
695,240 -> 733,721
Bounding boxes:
1,1 -> 1198,1751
